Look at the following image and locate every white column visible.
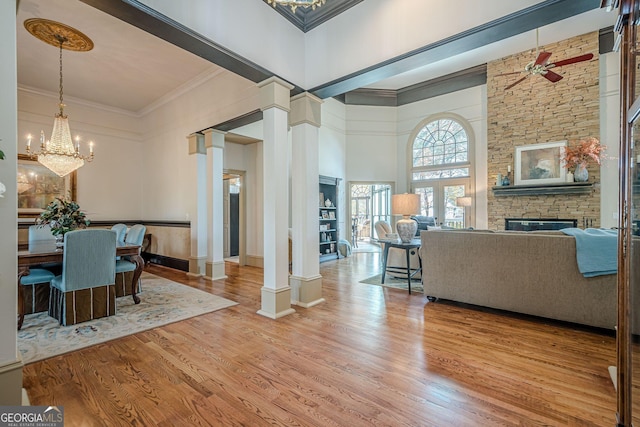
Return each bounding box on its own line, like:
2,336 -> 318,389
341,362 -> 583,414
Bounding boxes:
186,133 -> 207,278
0,0 -> 22,405
203,129 -> 227,281
257,77 -> 295,319
289,93 -> 324,308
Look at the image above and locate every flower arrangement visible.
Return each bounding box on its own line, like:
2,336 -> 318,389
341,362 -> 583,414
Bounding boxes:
561,137 -> 606,169
36,197 -> 90,237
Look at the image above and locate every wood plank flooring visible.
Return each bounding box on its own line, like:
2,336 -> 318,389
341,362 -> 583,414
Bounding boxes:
22,252 -> 618,426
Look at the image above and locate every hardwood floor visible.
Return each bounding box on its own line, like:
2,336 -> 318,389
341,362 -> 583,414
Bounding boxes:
23,253 -> 618,426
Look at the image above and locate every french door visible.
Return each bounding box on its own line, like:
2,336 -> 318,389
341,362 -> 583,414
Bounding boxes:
413,178 -> 472,228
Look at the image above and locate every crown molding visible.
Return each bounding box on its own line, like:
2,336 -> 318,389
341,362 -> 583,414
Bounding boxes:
263,0 -> 364,32
18,85 -> 140,117
138,66 -> 226,116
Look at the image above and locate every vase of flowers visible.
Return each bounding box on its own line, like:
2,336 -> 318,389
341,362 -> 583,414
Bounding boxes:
560,137 -> 606,182
36,197 -> 90,246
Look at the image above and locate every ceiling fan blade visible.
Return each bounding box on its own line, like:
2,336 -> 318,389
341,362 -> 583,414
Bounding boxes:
495,71 -> 524,77
542,70 -> 563,83
504,75 -> 529,90
534,51 -> 552,66
549,53 -> 594,68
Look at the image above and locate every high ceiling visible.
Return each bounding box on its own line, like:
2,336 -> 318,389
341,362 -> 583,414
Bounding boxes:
16,0 -> 617,116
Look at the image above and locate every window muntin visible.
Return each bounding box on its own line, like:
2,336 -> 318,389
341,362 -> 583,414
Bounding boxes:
412,119 -> 468,169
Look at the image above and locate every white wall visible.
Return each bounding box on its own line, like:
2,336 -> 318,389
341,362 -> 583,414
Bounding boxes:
139,70 -> 260,222
18,89 -> 144,220
320,98 -> 347,235
345,104 -> 397,183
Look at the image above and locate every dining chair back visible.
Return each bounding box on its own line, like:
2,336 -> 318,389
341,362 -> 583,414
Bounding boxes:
49,229 -> 117,326
115,224 -> 146,297
20,224 -> 58,319
111,223 -> 127,245
28,224 -> 56,244
125,224 -> 146,247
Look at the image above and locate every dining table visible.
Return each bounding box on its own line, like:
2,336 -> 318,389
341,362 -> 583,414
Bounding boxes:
17,241 -> 144,330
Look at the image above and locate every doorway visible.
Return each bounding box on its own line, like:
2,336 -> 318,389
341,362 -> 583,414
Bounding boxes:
349,182 -> 394,251
413,179 -> 472,228
224,172 -> 245,264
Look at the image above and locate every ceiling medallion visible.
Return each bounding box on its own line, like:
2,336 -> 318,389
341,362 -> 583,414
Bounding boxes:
24,18 -> 94,52
266,0 -> 326,13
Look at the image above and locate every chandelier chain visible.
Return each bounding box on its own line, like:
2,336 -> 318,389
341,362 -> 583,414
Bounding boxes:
58,40 -> 64,115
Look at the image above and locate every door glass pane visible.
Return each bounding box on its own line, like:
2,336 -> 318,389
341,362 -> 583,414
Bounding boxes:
443,185 -> 465,228
632,117 -> 640,426
415,187 -> 434,218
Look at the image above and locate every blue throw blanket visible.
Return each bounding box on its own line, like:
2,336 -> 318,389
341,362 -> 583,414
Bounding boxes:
560,228 -> 618,277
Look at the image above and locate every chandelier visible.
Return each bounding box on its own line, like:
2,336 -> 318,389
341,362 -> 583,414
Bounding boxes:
266,0 -> 326,13
24,19 -> 94,177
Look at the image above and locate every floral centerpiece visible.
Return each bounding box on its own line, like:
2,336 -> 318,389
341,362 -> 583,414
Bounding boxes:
560,137 -> 606,182
36,197 -> 90,245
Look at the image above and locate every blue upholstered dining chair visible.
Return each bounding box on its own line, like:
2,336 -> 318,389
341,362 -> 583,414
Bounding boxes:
115,224 -> 146,297
20,224 -> 58,316
49,229 -> 117,326
111,223 -> 127,245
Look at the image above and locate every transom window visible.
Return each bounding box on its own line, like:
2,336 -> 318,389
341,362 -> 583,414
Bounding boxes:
412,118 -> 469,180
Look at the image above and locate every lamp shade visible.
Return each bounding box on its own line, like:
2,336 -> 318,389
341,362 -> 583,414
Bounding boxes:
392,193 -> 421,217
456,196 -> 472,207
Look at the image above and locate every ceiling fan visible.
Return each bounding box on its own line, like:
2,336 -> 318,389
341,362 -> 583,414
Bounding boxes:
498,29 -> 594,90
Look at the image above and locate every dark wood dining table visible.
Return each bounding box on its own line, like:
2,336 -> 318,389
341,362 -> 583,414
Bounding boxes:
17,241 -> 144,330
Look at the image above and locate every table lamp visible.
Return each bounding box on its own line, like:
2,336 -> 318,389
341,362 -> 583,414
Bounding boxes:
392,193 -> 421,243
456,196 -> 472,227
456,196 -> 472,208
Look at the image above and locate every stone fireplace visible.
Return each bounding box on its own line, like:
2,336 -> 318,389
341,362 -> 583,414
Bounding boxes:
486,31 -> 601,230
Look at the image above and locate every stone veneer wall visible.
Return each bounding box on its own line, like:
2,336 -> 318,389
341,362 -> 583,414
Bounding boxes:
486,31 -> 600,230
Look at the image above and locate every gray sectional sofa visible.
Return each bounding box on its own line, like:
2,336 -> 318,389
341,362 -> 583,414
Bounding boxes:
419,229 -> 617,329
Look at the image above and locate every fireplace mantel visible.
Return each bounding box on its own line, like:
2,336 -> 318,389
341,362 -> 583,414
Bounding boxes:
492,182 -> 593,196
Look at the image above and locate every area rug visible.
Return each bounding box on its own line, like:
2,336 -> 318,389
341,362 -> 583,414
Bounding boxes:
359,273 -> 424,293
18,272 -> 238,364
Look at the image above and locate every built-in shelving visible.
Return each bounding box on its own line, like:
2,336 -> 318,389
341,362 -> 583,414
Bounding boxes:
492,182 -> 593,196
319,175 -> 341,262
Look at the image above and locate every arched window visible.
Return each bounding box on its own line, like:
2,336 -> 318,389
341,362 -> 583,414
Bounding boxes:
409,115 -> 474,228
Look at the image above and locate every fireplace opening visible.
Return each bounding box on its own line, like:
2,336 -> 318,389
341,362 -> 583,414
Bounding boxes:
505,218 -> 577,231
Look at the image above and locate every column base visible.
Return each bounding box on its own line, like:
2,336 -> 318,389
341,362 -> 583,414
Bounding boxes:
187,256 -> 206,278
0,358 -> 23,405
257,286 -> 296,319
289,274 -> 324,308
204,261 -> 227,281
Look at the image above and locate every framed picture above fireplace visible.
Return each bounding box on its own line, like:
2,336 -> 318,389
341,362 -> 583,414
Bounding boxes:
514,141 -> 566,185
